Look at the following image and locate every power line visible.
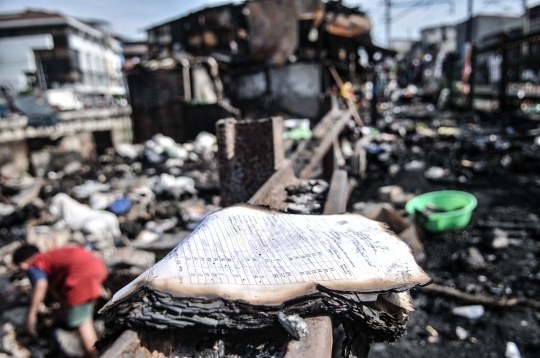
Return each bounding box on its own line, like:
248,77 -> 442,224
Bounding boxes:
480,0 -> 529,33
383,0 -> 455,47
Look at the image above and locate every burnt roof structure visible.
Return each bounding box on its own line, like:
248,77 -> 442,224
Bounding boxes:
145,0 -> 391,65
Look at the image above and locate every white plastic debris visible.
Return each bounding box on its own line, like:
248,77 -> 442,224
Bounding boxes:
277,312 -> 309,340
49,193 -> 120,254
426,325 -> 439,343
72,181 -> 110,199
166,145 -> 189,160
89,192 -> 119,210
193,132 -> 216,154
424,166 -> 448,180
132,230 -> 160,247
404,160 -> 426,171
55,327 -> 84,358
151,174 -> 197,197
455,326 -> 468,340
505,342 -> 521,358
0,203 -> 15,217
2,323 -> 31,357
452,305 -> 485,320
115,143 -> 140,160
165,158 -> 185,169
109,247 -> 156,270
152,134 -> 176,150
145,218 -> 178,235
492,229 -> 510,249
128,186 -> 155,206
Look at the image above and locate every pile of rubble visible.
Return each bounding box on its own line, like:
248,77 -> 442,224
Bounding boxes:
346,102 -> 540,358
0,132 -> 221,357
3,98 -> 540,357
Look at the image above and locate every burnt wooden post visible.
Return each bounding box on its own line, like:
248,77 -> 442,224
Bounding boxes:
323,170 -> 348,215
216,117 -> 284,207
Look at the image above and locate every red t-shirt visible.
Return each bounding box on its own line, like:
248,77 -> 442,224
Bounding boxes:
30,247 -> 108,307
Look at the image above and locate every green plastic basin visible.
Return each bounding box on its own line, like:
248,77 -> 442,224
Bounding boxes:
405,190 -> 477,232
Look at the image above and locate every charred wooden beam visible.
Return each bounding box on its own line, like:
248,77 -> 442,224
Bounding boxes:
100,330 -> 145,358
296,109 -> 351,179
323,170 -> 348,215
248,159 -> 300,210
284,316 -> 333,358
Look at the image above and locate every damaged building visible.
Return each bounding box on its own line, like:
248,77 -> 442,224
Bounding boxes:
3,1 -> 540,358
129,0 -> 392,143
0,10 -> 126,107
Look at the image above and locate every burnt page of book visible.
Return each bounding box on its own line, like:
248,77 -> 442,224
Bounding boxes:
103,204 -> 430,308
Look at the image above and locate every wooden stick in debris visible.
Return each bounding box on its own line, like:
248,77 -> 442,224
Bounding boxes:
328,65 -> 364,128
477,220 -> 540,231
419,283 -> 540,310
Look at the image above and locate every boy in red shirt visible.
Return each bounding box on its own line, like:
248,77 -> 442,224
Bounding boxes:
13,245 -> 108,358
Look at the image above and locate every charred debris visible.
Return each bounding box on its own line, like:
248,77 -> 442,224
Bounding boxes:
0,0 -> 540,358
129,0 -> 391,144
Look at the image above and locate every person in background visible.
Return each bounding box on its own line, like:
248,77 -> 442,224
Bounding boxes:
13,245 -> 108,358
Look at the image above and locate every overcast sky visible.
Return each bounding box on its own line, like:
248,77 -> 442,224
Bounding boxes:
0,0 -> 538,46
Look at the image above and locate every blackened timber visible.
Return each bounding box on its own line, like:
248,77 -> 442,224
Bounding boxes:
283,316 -> 333,358
248,159 -> 300,210
216,117 -> 284,207
296,109 -> 351,179
323,170 -> 348,215
100,330 -> 142,358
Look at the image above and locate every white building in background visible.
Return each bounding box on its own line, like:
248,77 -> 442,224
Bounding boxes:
0,34 -> 54,91
0,10 -> 125,105
420,25 -> 457,54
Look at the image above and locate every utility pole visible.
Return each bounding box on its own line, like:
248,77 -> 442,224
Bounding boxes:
523,0 -> 529,34
465,0 -> 473,42
385,0 -> 392,48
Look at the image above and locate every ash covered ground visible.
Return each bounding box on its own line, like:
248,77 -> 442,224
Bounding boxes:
348,103 -> 540,358
1,100 -> 539,358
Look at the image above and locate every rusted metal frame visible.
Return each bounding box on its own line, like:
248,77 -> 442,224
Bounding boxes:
298,109 -> 351,180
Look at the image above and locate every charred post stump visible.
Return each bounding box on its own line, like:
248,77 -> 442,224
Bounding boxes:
216,117 -> 284,207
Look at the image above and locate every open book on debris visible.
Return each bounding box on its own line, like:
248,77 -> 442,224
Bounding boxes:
99,205 -> 431,353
